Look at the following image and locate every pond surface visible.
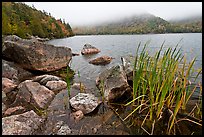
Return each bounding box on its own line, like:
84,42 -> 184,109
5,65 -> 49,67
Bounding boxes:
45,33 -> 202,135
48,33 -> 202,81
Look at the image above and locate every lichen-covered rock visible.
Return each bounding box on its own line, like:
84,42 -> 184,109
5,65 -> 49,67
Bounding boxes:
89,56 -> 113,65
2,110 -> 45,135
69,93 -> 101,114
96,65 -> 132,102
81,43 -> 100,55
2,35 -> 72,72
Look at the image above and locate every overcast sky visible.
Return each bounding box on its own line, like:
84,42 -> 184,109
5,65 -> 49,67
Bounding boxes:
24,2 -> 202,27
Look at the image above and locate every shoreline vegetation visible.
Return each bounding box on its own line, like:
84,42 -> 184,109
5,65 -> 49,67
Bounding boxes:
115,42 -> 202,135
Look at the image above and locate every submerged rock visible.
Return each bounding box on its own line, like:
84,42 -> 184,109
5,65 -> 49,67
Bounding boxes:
89,56 -> 113,65
2,35 -> 72,72
69,93 -> 101,114
81,43 -> 100,55
2,110 -> 45,135
96,65 -> 132,102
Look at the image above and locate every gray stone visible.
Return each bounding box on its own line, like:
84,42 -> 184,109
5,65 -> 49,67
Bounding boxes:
96,65 -> 132,102
69,93 -> 101,114
2,110 -> 45,135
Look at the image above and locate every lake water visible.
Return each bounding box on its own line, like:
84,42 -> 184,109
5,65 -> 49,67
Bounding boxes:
45,33 -> 202,134
48,33 -> 202,84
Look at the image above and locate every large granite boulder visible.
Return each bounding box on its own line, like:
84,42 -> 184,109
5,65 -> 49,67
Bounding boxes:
2,35 -> 72,72
69,93 -> 101,114
89,56 -> 113,65
2,110 -> 45,135
96,65 -> 132,102
81,43 -> 100,55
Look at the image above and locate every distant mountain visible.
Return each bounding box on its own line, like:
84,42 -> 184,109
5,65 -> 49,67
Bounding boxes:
73,13 -> 202,35
168,14 -> 202,23
2,2 -> 74,39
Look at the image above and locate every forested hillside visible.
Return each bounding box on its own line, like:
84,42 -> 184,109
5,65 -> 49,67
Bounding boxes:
73,13 -> 202,35
2,2 -> 74,39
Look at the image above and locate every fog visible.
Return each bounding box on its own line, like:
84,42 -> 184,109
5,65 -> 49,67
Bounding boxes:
24,2 -> 202,27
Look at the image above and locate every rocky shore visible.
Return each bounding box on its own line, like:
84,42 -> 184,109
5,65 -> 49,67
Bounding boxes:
2,35 -> 131,135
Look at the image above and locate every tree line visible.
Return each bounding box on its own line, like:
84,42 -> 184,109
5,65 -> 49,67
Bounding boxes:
2,2 -> 74,39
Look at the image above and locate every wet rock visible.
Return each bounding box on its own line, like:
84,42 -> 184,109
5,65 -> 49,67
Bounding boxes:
2,35 -> 72,72
2,110 -> 45,135
71,82 -> 86,91
2,78 -> 17,94
89,56 -> 113,65
2,60 -> 34,83
81,43 -> 100,55
56,124 -> 72,135
69,93 -> 102,114
96,65 -> 132,102
70,110 -> 84,122
45,80 -> 67,94
13,80 -> 55,109
3,105 -> 27,117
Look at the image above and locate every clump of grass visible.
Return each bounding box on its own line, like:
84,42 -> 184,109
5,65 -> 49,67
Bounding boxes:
123,41 -> 202,135
77,71 -> 84,93
65,65 -> 71,110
